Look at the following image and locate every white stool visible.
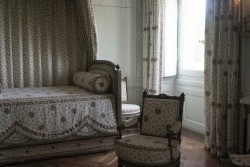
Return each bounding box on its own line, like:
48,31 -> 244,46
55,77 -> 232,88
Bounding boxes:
121,77 -> 140,128
122,104 -> 140,127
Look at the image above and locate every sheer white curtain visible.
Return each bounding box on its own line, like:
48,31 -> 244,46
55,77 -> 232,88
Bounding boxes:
0,0 -> 97,88
143,0 -> 165,95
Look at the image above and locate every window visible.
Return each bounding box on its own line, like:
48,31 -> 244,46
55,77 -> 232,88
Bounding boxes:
163,0 -> 178,77
164,0 -> 206,77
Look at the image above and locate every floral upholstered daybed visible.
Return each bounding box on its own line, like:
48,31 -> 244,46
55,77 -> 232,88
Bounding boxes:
0,60 -> 122,165
0,0 -> 122,165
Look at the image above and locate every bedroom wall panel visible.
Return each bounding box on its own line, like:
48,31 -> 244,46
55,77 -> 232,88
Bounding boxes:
92,0 -> 133,8
93,0 -> 143,106
162,77 -> 175,96
162,74 -> 205,134
92,6 -> 127,75
176,83 -> 205,134
176,87 -> 205,134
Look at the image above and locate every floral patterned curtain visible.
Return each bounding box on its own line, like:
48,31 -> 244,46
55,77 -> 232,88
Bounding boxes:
143,0 -> 164,95
0,0 -> 97,88
204,0 -> 239,158
75,0 -> 98,64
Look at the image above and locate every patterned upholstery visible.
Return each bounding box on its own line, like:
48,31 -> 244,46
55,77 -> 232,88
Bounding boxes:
121,79 -> 128,103
116,91 -> 185,167
122,104 -> 140,115
73,71 -> 110,93
141,98 -> 180,137
116,135 -> 180,166
230,154 -> 250,166
121,77 -> 140,128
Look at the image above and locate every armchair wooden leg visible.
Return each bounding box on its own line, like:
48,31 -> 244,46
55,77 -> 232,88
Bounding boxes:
118,159 -> 123,167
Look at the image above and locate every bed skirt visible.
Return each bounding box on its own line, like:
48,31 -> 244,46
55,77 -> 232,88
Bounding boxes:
0,136 -> 116,165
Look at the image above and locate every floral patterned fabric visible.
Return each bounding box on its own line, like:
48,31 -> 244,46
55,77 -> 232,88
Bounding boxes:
141,98 -> 180,137
0,86 -> 117,142
73,71 -> 110,93
116,93 -> 184,166
122,104 -> 140,115
116,134 -> 180,166
122,104 -> 140,128
75,0 -> 98,64
121,77 -> 140,127
204,0 -> 239,157
0,136 -> 115,165
230,154 -> 250,166
121,80 -> 128,103
88,64 -> 116,94
122,116 -> 140,128
0,0 -> 97,88
143,0 -> 164,95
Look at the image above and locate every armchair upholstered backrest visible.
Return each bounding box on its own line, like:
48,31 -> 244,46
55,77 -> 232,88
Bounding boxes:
140,91 -> 185,138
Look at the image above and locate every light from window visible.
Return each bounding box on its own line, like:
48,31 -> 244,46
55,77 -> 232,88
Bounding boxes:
179,0 -> 206,72
163,0 -> 178,77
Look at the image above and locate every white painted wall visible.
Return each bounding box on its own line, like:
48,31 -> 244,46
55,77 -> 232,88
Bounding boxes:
176,77 -> 205,134
92,0 -> 143,106
93,0 -> 206,135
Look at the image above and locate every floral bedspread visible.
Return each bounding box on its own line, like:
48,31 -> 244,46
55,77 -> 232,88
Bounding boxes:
0,86 -> 117,144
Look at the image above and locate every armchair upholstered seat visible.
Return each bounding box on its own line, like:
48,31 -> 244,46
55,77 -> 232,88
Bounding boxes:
116,135 -> 180,166
116,91 -> 185,167
229,154 -> 250,166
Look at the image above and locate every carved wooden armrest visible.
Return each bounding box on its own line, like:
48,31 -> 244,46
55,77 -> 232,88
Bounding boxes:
165,121 -> 182,161
166,121 -> 182,140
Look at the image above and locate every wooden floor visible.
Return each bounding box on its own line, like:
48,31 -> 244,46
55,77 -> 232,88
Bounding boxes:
4,128 -> 227,167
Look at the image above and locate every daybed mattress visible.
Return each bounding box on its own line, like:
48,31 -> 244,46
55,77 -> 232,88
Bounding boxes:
0,86 -> 117,148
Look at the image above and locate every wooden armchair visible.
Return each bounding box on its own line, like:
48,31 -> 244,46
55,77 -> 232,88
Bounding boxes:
116,91 -> 185,167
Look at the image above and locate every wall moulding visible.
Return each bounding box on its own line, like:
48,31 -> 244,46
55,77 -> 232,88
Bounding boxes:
92,0 -> 133,8
176,88 -> 205,134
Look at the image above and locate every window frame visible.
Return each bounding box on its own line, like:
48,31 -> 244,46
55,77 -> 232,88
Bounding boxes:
164,0 -> 205,78
177,0 -> 205,78
163,0 -> 178,77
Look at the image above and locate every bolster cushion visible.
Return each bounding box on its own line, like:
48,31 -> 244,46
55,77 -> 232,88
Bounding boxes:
73,71 -> 110,93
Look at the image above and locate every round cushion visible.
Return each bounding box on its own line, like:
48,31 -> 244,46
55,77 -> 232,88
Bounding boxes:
122,104 -> 140,115
73,71 -> 110,94
116,134 -> 180,166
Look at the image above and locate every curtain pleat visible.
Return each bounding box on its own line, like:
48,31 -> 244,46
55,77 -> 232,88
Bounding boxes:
75,0 -> 98,64
0,0 -> 97,88
143,0 -> 164,95
204,0 -> 239,158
